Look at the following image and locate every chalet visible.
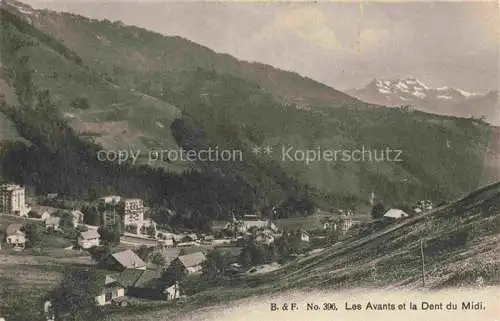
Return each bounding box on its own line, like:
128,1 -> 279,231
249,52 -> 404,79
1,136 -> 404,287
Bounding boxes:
45,216 -> 61,231
98,249 -> 147,271
28,210 -> 50,221
4,223 -> 26,249
78,229 -> 100,249
111,269 -> 181,301
383,208 -> 409,219
28,206 -> 57,220
167,251 -> 206,276
95,275 -> 127,307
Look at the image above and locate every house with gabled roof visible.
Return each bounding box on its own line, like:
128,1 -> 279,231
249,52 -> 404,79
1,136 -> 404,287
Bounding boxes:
158,247 -> 181,270
166,251 -> 207,276
28,205 -> 57,220
107,268 -> 182,301
45,216 -> 61,231
95,274 -> 127,306
98,249 -> 147,271
4,223 -> 25,249
78,229 -> 100,249
384,208 -> 409,219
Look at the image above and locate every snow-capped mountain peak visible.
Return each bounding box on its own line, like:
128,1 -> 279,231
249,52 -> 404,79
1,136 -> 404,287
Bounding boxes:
359,77 -> 480,103
347,77 -> 496,125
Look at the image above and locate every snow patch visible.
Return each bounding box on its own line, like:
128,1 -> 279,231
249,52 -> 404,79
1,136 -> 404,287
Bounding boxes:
437,95 -> 452,100
456,88 -> 476,98
378,88 -> 392,94
155,121 -> 164,128
396,81 -> 408,90
415,80 -> 429,90
412,91 -> 426,99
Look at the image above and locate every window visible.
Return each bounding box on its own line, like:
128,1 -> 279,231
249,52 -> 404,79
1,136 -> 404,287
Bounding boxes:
105,291 -> 113,302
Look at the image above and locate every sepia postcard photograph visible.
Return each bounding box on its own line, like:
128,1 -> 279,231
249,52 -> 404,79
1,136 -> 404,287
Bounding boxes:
0,0 -> 498,320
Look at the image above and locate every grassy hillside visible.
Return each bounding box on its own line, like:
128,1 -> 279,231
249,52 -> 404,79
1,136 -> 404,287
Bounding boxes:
0,0 -> 496,214
18,3 -> 360,109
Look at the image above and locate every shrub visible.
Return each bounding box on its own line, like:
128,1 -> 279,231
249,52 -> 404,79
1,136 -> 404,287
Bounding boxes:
70,97 -> 90,110
371,202 -> 386,219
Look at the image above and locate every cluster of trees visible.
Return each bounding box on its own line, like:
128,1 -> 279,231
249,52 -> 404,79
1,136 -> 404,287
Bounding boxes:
21,213 -> 87,249
97,220 -> 121,246
50,267 -> 107,321
371,202 -> 387,219
133,245 -> 165,266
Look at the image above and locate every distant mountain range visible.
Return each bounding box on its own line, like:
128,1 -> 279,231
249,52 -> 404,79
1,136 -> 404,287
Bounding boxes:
348,77 -> 499,125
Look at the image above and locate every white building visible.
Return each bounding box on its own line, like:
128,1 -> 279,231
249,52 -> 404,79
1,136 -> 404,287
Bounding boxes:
119,198 -> 145,227
70,210 -> 85,228
0,184 -> 30,216
5,223 -> 26,249
100,195 -> 121,205
163,281 -> 181,301
78,229 -> 100,249
225,214 -> 279,234
383,208 -> 409,219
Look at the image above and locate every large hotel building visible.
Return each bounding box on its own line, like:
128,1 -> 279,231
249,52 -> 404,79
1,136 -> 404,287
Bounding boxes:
0,183 -> 30,216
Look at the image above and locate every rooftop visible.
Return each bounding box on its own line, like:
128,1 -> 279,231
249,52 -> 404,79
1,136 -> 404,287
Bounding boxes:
178,252 -> 206,268
111,249 -> 147,269
5,223 -> 23,236
0,184 -> 23,191
46,216 -> 61,225
79,229 -> 100,239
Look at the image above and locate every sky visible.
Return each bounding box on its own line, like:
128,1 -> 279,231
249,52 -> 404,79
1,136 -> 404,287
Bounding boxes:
23,1 -> 499,93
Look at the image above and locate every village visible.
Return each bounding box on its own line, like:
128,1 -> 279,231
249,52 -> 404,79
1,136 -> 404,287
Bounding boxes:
0,182 -> 435,313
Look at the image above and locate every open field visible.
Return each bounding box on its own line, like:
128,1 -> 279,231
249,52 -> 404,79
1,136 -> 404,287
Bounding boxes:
0,249 -> 93,290
0,214 -> 31,229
